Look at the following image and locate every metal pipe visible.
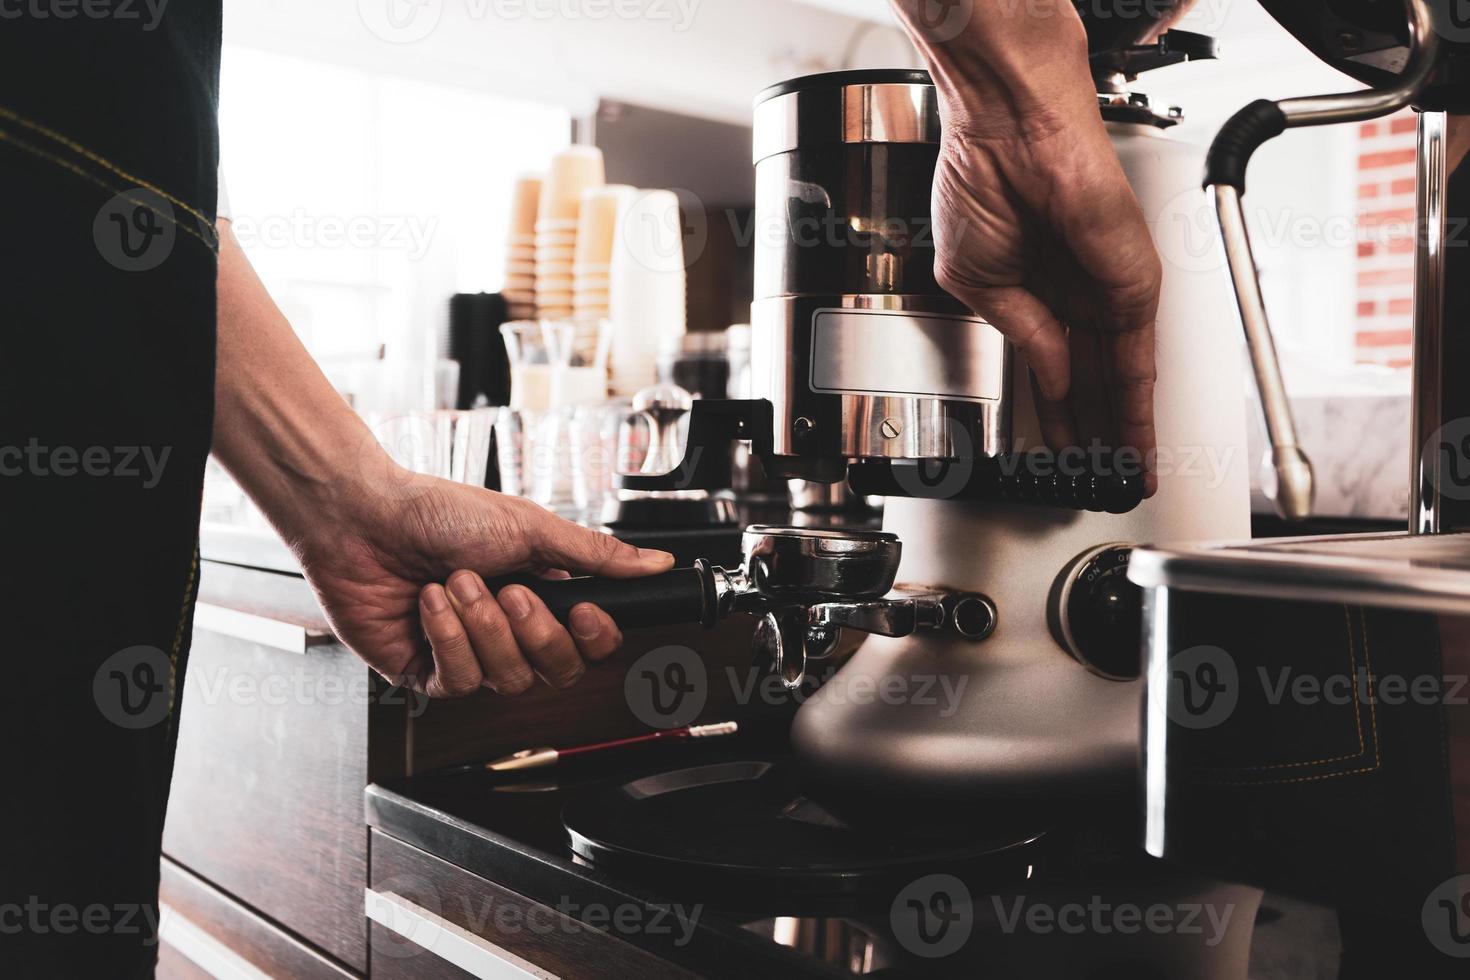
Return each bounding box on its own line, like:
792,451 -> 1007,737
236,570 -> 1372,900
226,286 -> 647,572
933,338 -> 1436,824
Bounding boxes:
1205,0 -> 1441,522
1211,184 -> 1314,521
1410,111 -> 1449,534
1275,0 -> 1440,128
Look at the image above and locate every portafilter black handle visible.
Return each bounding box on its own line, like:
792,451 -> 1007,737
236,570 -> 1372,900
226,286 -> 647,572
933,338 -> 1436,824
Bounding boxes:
483,560 -> 720,630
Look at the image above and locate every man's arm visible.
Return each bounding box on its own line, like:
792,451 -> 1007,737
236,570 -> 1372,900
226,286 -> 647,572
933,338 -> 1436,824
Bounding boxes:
891,0 -> 1162,491
211,221 -> 674,697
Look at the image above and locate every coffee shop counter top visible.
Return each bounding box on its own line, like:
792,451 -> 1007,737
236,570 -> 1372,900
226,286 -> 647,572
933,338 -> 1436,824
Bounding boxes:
363,743 -> 861,980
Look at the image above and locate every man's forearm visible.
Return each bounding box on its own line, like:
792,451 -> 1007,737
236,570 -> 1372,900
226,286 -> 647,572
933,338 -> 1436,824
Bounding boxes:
211,220 -> 385,551
889,0 -> 1093,133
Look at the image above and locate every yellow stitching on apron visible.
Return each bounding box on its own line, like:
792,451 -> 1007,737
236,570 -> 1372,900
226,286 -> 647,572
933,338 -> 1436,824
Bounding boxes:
1347,603 -> 1367,751
1202,765 -> 1382,787
0,113 -> 213,726
168,545 -> 200,722
1229,604 -> 1370,771
0,127 -> 218,253
0,103 -> 213,229
1198,607 -> 1384,786
1358,606 -> 1383,770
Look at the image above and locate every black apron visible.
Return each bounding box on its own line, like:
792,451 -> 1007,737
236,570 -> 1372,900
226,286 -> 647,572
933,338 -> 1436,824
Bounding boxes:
0,7 -> 222,976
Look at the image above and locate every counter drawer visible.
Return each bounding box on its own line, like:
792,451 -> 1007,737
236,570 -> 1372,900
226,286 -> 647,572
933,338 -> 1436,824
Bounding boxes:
164,561 -> 373,973
369,832 -> 698,980
158,858 -> 358,979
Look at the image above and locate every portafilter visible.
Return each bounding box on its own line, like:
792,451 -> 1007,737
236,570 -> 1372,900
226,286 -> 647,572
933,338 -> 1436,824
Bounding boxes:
487,524 -> 995,688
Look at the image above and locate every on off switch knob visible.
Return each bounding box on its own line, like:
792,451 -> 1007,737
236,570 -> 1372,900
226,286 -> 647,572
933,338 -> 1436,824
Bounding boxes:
1049,544 -> 1143,680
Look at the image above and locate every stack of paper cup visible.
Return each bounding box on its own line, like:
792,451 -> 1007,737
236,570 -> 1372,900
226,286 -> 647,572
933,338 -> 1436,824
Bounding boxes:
608,188 -> 687,397
535,146 -> 605,320
534,221 -> 576,319
503,174 -> 541,321
573,185 -> 632,321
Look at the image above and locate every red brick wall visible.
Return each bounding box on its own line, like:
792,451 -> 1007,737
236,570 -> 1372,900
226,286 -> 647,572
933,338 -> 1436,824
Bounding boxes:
1355,111 -> 1419,368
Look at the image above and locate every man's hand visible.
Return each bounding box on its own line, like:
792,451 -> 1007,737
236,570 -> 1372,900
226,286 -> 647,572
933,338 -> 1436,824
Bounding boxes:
210,222 -> 673,697
892,0 -> 1161,491
292,473 -> 673,698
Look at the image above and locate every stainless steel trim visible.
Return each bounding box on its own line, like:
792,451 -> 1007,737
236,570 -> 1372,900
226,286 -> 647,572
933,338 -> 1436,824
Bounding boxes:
1142,587 -> 1170,859
808,593 -> 946,636
809,307 -> 1008,405
1129,532 -> 1470,615
787,478 -> 873,512
364,890 -> 559,980
742,524 -> 902,599
752,96 -> 800,167
193,602 -> 335,655
1212,184 -> 1315,522
1411,111 -> 1449,535
843,84 -> 939,144
710,564 -> 754,619
753,83 -> 941,163
753,608 -> 810,689
752,296 -> 1011,461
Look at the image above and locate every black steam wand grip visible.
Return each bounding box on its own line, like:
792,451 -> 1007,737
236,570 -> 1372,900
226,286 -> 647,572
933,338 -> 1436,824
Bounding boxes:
483,560 -> 720,630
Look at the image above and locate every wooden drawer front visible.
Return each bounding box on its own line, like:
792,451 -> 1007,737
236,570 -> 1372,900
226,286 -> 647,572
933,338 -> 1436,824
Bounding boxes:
158,858 -> 358,979
369,833 -> 698,980
155,941 -> 218,980
164,562 -> 372,972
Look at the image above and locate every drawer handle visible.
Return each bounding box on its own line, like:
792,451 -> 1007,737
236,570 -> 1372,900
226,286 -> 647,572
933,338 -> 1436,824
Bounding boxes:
158,904 -> 273,980
365,889 -> 561,980
194,602 -> 335,655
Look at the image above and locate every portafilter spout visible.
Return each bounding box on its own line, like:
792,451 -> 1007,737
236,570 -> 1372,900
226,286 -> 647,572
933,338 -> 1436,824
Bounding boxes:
1204,0 -> 1441,521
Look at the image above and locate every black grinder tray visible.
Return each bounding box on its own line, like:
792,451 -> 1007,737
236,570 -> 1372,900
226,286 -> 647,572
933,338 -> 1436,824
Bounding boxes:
561,759 -> 1048,917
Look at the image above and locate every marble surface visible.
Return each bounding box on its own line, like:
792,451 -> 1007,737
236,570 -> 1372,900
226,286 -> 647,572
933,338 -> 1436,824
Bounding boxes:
1249,393 -> 1411,522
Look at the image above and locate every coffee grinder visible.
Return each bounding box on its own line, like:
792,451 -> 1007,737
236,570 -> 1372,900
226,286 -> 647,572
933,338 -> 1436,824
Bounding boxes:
764,57 -> 1256,796
511,35 -> 1279,800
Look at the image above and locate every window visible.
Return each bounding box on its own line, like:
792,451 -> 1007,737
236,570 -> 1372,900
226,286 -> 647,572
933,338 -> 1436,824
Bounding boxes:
219,45 -> 570,375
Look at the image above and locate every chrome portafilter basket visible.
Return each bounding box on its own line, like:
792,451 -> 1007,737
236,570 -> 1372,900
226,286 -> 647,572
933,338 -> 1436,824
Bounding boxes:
743,525 -> 900,600
489,525 -> 995,689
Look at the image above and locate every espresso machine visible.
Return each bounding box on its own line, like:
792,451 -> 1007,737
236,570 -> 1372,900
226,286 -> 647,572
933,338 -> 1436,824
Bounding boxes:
1119,0 -> 1470,971
465,0 -> 1470,972
487,5 -> 1341,973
